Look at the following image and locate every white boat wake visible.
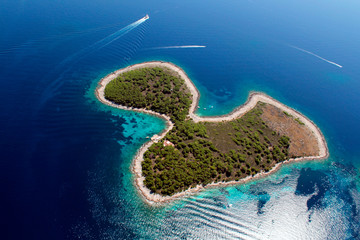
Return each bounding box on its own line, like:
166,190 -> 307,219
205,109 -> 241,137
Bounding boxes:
37,15 -> 149,108
55,15 -> 149,68
289,45 -> 342,68
149,45 -> 206,50
90,16 -> 148,51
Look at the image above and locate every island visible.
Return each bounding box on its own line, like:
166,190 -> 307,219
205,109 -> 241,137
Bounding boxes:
95,61 -> 329,204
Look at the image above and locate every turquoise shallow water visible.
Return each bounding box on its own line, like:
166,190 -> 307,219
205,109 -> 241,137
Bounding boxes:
1,0 -> 360,239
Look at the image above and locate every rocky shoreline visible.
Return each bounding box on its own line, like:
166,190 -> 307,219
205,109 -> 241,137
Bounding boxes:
95,61 -> 329,205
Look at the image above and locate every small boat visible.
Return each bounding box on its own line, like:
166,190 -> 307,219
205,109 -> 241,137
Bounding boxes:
143,14 -> 149,20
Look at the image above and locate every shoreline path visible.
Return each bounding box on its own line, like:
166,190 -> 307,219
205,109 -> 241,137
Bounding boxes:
95,61 -> 329,205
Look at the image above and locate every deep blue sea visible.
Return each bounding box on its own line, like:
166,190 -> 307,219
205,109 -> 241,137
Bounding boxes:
1,0 -> 360,239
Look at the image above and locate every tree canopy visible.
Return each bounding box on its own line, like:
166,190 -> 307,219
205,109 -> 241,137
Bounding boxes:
104,66 -> 293,196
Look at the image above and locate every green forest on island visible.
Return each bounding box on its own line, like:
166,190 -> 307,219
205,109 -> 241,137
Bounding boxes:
104,67 -> 192,122
104,67 -> 292,196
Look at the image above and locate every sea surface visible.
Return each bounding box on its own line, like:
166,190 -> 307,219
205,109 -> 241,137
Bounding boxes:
1,0 -> 360,239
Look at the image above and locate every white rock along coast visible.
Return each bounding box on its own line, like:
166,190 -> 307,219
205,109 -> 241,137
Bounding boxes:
95,61 -> 329,204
